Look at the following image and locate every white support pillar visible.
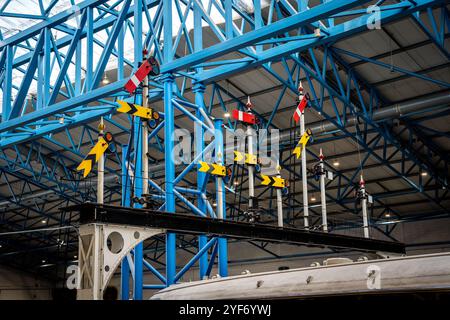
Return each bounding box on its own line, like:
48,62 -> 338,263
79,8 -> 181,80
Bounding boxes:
300,108 -> 309,229
77,223 -> 164,300
274,158 -> 283,227
215,119 -> 225,220
319,149 -> 328,232
360,175 -> 370,238
217,181 -> 224,220
276,188 -> 283,227
276,184 -> 283,227
247,125 -> 255,209
141,51 -> 149,198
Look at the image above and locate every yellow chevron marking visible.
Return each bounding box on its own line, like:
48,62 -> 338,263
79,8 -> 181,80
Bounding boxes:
293,145 -> 302,159
198,161 -> 210,173
198,161 -> 226,176
116,100 -> 133,113
245,153 -> 257,165
77,137 -> 109,178
299,130 -> 312,147
211,163 -> 226,176
261,174 -> 285,188
261,175 -> 272,186
234,151 -> 257,165
234,151 -> 244,162
117,100 -> 153,119
293,130 -> 312,159
77,160 -> 93,179
272,176 -> 285,188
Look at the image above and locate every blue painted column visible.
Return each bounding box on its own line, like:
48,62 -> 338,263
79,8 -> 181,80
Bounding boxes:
163,0 -> 176,287
120,144 -> 131,300
85,7 -> 94,92
254,0 -> 262,53
193,82 -> 208,279
193,0 -> 208,280
298,0 -> 308,11
225,0 -> 233,39
163,74 -> 176,285
214,119 -> 228,277
2,45 -> 13,122
37,28 -> 50,111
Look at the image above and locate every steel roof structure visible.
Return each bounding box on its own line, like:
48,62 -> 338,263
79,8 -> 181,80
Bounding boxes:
0,0 -> 449,298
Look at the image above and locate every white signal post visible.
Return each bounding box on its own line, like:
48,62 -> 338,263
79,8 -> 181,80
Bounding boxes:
247,126 -> 255,208
97,117 -> 105,204
299,86 -> 309,229
276,163 -> 283,227
246,97 -> 256,211
142,49 -> 149,200
319,148 -> 328,232
215,119 -> 225,220
360,175 -> 370,238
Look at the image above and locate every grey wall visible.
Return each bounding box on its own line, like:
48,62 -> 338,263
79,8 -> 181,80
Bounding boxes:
0,265 -> 52,300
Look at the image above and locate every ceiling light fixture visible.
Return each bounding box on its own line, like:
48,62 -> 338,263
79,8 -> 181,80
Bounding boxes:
102,74 -> 110,84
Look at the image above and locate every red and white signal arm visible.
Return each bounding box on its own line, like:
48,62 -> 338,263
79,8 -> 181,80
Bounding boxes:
232,109 -> 257,125
293,93 -> 310,123
124,56 -> 160,94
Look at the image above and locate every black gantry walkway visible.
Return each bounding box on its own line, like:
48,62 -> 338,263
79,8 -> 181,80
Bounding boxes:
63,203 -> 405,254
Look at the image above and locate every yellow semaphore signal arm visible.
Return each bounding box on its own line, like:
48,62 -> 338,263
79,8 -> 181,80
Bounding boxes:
117,100 -> 153,119
77,137 -> 109,178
